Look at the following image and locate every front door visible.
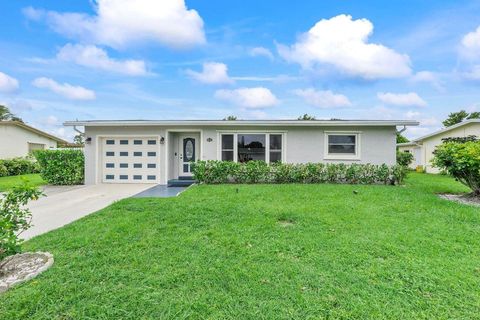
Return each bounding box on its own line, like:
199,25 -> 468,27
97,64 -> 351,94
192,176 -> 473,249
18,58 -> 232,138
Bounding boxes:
178,134 -> 198,177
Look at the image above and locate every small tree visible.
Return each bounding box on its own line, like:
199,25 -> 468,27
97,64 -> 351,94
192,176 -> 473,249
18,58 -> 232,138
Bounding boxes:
432,141 -> 480,196
223,115 -> 237,121
73,133 -> 85,145
298,114 -> 316,120
0,182 -> 43,260
396,151 -> 414,167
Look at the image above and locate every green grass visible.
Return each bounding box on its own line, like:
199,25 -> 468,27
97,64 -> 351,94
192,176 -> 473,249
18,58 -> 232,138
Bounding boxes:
1,173 -> 479,319
0,174 -> 45,192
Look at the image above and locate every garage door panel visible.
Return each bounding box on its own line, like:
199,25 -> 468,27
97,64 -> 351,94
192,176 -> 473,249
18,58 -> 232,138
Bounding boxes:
101,137 -> 160,183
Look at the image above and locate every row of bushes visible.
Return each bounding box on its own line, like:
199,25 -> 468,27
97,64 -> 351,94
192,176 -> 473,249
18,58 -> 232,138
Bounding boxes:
0,158 -> 39,177
34,149 -> 84,185
192,161 -> 407,185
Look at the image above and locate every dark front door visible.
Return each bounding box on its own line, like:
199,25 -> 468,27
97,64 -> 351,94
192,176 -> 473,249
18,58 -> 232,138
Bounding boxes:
179,136 -> 196,176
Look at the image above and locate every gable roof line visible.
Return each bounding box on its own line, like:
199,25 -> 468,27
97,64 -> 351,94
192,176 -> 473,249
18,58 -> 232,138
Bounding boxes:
411,119 -> 480,143
1,121 -> 69,144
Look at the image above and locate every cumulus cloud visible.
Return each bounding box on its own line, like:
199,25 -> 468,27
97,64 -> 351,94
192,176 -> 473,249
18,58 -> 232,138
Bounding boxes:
277,14 -> 411,79
23,0 -> 205,49
214,87 -> 279,109
293,88 -> 352,108
0,72 -> 19,93
186,62 -> 234,84
377,92 -> 427,107
57,43 -> 147,76
460,26 -> 480,60
249,47 -> 274,60
32,77 -> 96,100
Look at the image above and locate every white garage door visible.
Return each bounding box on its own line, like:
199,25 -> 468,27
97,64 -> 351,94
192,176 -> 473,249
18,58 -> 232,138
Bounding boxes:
101,137 -> 160,183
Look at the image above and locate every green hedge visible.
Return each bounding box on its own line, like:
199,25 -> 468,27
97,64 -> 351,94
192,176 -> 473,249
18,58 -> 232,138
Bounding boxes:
192,161 -> 407,185
0,158 -> 39,177
34,149 -> 84,185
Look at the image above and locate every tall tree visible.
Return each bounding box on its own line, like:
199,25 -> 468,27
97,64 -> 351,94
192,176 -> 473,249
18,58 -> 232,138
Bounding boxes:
0,105 -> 22,122
223,115 -> 237,120
443,110 -> 480,127
73,134 -> 85,145
298,114 -> 316,120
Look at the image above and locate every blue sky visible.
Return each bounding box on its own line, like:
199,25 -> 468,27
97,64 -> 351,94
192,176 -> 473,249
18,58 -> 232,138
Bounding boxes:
1,0 -> 480,141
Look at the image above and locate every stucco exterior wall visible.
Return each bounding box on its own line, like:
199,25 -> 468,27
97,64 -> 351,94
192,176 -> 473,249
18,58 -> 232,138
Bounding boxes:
0,124 -> 58,159
422,122 -> 480,173
84,125 -> 397,185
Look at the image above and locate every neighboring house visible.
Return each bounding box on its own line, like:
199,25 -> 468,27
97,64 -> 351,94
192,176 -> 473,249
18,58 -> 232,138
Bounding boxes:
64,119 -> 418,185
0,121 -> 68,159
397,119 -> 480,173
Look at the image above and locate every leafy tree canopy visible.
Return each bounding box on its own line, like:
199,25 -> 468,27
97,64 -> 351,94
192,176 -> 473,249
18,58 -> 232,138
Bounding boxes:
298,114 -> 316,120
396,133 -> 410,143
223,115 -> 237,121
442,110 -> 480,127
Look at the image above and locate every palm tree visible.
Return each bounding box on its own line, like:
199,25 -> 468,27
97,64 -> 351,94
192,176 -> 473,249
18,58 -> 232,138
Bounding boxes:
0,105 -> 22,122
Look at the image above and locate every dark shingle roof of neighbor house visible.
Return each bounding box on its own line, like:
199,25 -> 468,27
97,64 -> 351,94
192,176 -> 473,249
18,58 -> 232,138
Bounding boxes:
397,119 -> 480,146
64,119 -> 419,127
1,121 -> 69,144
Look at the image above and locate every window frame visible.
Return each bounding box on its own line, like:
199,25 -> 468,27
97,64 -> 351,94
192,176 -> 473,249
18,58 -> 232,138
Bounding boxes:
324,131 -> 361,160
217,131 -> 286,163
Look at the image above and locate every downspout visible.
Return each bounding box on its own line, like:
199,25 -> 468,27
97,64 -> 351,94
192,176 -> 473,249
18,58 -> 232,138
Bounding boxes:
73,125 -> 84,135
396,125 -> 407,135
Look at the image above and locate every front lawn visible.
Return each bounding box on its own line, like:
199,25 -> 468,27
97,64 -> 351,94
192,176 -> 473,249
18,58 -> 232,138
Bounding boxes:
0,174 -> 45,192
1,173 -> 479,319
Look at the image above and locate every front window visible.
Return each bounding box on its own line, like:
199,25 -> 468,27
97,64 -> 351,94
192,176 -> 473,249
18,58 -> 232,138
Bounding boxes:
221,133 -> 283,163
325,132 -> 360,159
238,134 -> 266,162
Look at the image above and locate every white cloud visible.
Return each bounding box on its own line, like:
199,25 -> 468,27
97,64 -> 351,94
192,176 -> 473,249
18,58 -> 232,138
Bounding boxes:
277,14 -> 411,79
249,47 -> 274,60
214,87 -> 279,109
293,88 -> 352,108
40,115 -> 59,126
410,71 -> 444,91
57,44 -> 147,76
0,72 -> 19,93
460,26 -> 480,60
24,0 -> 205,49
32,77 -> 96,100
377,92 -> 427,107
186,62 -> 234,84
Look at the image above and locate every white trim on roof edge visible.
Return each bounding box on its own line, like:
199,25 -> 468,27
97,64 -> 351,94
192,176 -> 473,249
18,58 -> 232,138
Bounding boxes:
64,119 -> 419,127
409,119 -> 480,143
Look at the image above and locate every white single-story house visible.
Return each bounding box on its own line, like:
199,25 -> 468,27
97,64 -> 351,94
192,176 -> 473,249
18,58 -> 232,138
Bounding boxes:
397,119 -> 480,173
0,121 -> 68,159
64,119 -> 418,185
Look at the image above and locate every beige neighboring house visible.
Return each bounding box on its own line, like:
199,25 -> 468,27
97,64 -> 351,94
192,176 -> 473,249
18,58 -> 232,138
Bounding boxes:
397,119 -> 480,173
0,121 -> 68,159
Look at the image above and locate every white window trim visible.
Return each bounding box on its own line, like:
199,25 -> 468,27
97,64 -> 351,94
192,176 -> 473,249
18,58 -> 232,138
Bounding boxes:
323,131 -> 361,160
217,131 -> 286,163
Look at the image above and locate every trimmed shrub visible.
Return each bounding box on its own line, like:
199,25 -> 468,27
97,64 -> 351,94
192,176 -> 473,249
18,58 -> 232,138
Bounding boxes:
34,149 -> 84,185
432,141 -> 480,196
0,158 -> 39,177
192,161 -> 407,185
396,151 -> 414,167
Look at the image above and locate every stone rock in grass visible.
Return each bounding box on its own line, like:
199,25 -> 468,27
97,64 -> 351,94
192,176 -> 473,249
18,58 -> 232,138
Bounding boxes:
0,252 -> 54,293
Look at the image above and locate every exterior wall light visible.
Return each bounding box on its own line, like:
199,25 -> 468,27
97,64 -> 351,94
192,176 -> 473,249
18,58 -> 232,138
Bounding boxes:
85,137 -> 92,144
206,137 -> 213,142
160,137 -> 165,144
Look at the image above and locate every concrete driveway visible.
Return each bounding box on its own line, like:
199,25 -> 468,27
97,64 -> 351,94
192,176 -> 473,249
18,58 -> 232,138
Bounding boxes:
21,184 -> 152,240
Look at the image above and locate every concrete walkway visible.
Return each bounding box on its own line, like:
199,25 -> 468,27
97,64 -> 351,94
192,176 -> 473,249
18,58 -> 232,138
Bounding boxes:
21,184 -> 152,240
133,185 -> 187,198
